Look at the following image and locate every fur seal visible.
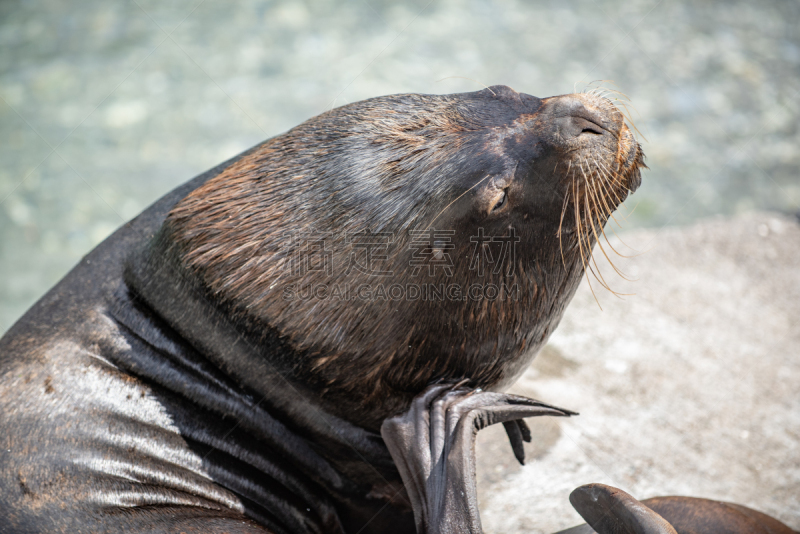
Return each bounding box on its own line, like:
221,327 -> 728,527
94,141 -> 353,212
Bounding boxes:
0,85 -> 647,533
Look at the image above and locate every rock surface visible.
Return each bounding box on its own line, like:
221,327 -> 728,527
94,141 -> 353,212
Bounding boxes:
476,212 -> 800,533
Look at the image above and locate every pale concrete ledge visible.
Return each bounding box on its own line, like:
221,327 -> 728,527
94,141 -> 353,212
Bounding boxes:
476,212 -> 800,534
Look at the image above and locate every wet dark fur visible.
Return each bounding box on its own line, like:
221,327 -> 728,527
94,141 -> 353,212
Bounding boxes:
128,85 -> 643,430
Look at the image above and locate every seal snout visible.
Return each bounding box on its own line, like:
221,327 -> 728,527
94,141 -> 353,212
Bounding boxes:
542,91 -> 645,272
544,94 -> 620,140
551,93 -> 645,193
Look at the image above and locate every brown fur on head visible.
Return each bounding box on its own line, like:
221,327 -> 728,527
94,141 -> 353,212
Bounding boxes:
162,85 -> 645,428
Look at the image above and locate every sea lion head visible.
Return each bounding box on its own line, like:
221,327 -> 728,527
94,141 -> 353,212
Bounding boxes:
162,85 -> 645,427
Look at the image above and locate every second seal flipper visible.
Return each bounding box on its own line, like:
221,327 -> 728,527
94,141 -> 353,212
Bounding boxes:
562,483 -> 798,534
569,484 -> 677,534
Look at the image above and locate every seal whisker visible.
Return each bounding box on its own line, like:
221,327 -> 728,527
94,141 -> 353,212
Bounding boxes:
589,163 -> 642,259
578,161 -> 613,287
594,157 -> 625,193
558,180 -> 572,268
595,215 -> 642,267
580,155 -> 616,222
590,160 -> 625,224
594,160 -> 637,231
584,161 -> 619,230
613,99 -> 646,141
578,159 -> 634,292
585,157 -> 616,217
582,189 -> 627,296
573,162 -> 618,302
571,178 -> 602,305
582,81 -> 645,142
585,156 -> 641,273
586,80 -> 631,102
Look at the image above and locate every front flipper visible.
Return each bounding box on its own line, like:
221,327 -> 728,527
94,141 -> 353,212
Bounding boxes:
381,384 -> 575,534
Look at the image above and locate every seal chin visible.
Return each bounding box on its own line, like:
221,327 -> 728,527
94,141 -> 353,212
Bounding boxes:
618,123 -> 646,194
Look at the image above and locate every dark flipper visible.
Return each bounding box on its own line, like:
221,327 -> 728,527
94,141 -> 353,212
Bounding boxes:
569,484 -> 678,534
503,419 -> 530,465
381,384 -> 574,534
567,483 -> 799,534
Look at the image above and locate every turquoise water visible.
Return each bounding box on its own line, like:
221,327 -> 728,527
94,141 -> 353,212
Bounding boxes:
1,0 -> 799,333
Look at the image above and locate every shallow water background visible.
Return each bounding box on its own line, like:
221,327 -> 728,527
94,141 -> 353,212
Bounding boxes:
1,0 -> 798,331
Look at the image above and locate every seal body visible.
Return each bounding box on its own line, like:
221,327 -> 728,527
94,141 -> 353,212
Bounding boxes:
0,86 -> 644,533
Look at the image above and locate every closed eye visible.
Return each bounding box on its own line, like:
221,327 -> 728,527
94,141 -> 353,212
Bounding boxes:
491,190 -> 507,212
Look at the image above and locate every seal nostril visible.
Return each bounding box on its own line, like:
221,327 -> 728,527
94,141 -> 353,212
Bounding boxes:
571,116 -> 605,137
